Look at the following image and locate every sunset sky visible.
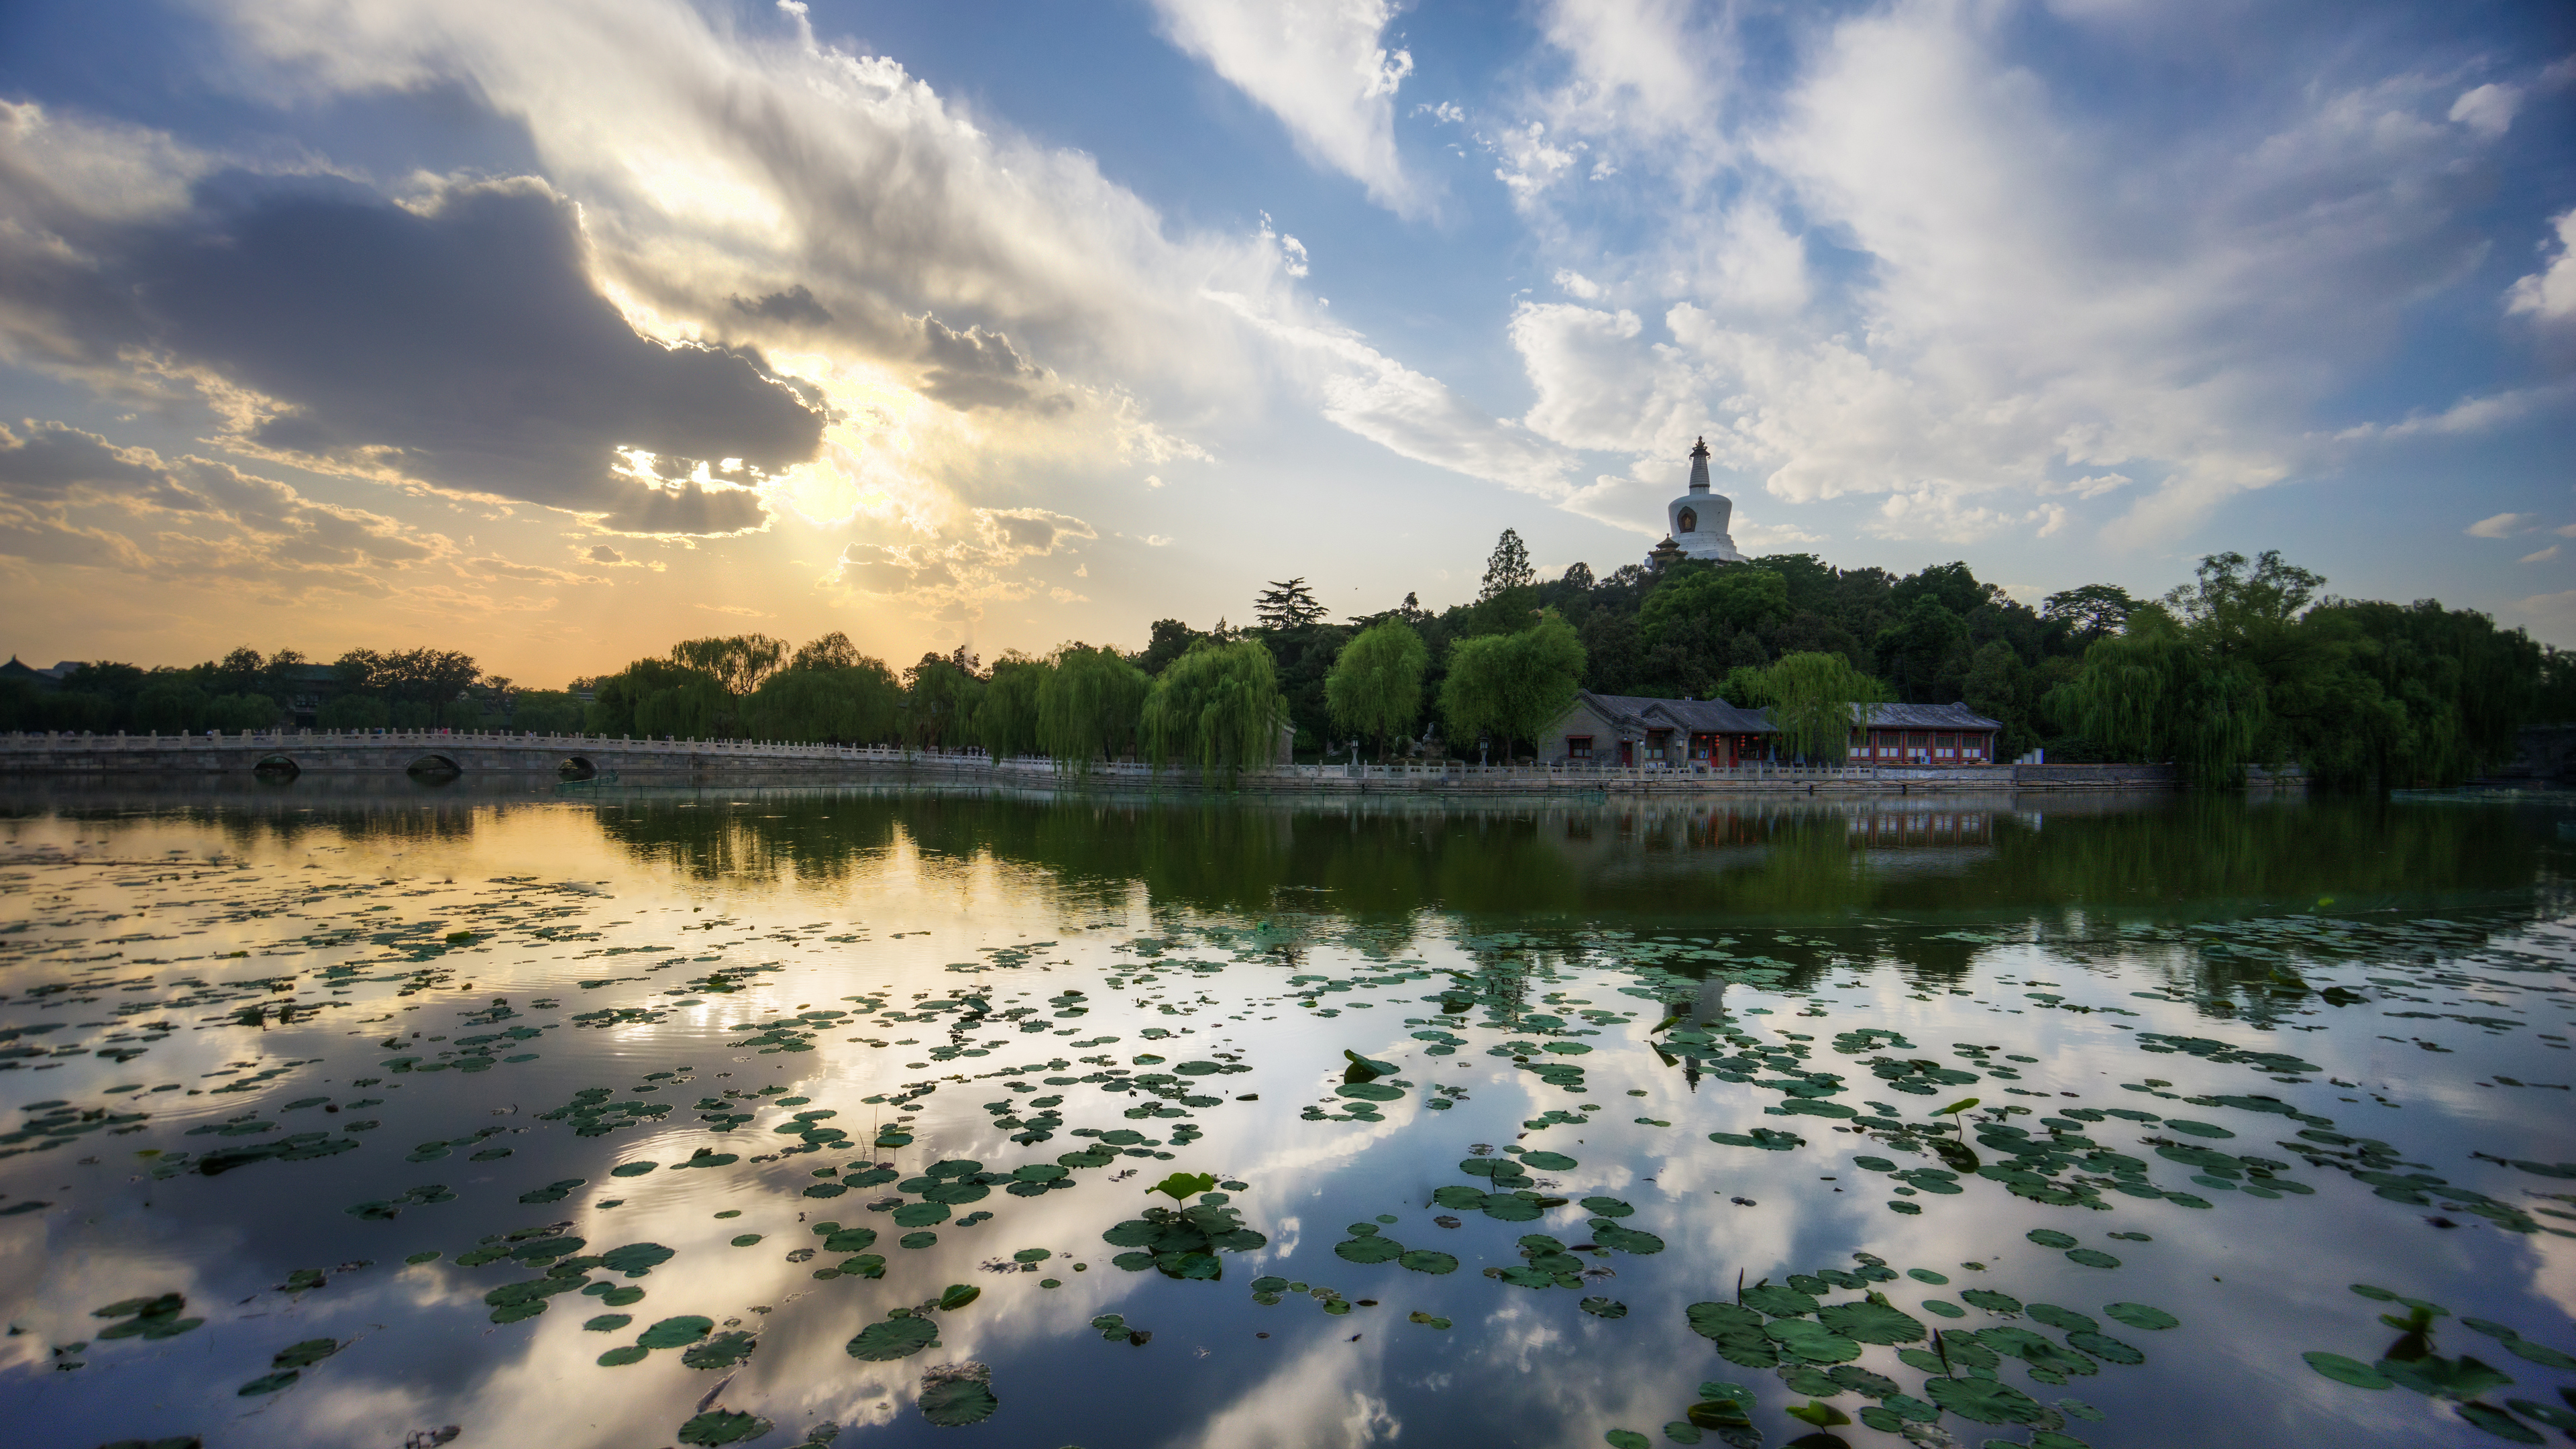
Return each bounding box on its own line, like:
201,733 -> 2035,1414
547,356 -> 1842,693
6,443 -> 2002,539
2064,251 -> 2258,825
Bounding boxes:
2,0 -> 2571,685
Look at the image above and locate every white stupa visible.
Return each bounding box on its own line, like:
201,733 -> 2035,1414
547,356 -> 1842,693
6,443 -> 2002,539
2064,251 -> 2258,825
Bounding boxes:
1650,436 -> 1744,565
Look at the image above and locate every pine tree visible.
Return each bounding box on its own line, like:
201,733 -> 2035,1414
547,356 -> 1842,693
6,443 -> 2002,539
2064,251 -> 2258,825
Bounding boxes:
1254,578 -> 1327,630
1480,529 -> 1536,601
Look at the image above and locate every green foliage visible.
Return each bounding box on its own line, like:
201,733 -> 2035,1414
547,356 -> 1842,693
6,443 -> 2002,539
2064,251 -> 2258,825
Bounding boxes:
746,659 -> 902,744
1150,1171 -> 1217,1202
1326,619 -> 1430,757
1481,529 -> 1536,601
1875,595 -> 1970,701
317,693 -> 390,731
1140,639 -> 1283,777
2043,583 -> 2137,644
1741,652 -> 1886,761
508,689 -> 587,734
1442,612 -> 1586,759
975,656 -> 1049,758
903,649 -> 984,748
590,658 -> 725,739
1640,566 -> 1790,652
1254,578 -> 1328,630
1038,645 -> 1148,765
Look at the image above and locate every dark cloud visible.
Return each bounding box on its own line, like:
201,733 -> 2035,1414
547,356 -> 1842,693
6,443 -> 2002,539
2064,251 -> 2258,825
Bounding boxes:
0,421 -> 199,508
0,172 -> 826,534
917,317 -> 1069,413
588,543 -> 623,564
730,284 -> 834,327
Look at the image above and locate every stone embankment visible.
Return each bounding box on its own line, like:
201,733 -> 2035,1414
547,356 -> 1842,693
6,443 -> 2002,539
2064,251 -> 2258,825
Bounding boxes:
0,729 -> 2213,794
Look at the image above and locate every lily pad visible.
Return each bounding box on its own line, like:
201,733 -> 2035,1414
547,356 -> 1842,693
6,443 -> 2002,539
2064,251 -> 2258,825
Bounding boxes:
1590,1222 -> 1665,1255
920,1377 -> 999,1428
1764,1318 -> 1862,1364
1580,1196 -> 1634,1216
2068,1330 -> 2143,1365
2104,1302 -> 2178,1331
1399,1250 -> 1458,1275
2301,1351 -> 2391,1389
682,1331 -> 757,1371
1961,1289 -> 2024,1313
1521,1150 -> 1578,1171
938,1283 -> 981,1310
1743,1284 -> 1821,1318
1335,1236 -> 1405,1264
1580,1297 -> 1627,1318
1816,1299 -> 1927,1345
2026,1229 -> 2078,1248
2029,1305 -> 2098,1334
846,1315 -> 939,1361
678,1409 -> 772,1446
2065,1248 -> 2121,1269
1924,1375 -> 2049,1424
639,1316 -> 714,1350
596,1345 -> 649,1366
892,1202 -> 951,1228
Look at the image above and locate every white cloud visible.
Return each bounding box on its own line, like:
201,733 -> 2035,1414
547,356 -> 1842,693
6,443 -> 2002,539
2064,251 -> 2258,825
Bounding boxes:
1489,0 -> 2518,546
2448,83 -> 2521,138
1150,0 -> 1417,211
2469,513 -> 2534,538
2335,381 -> 2575,441
2508,210 -> 2576,328
1553,269 -> 1603,300
2521,544 -> 2560,564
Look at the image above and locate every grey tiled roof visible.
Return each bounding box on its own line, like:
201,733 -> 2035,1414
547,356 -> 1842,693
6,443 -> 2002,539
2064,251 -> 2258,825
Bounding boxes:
1851,702 -> 2004,731
1573,692 -> 1778,734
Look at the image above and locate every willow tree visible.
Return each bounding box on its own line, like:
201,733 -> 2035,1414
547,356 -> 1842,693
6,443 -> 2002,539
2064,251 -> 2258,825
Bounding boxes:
2053,604 -> 2264,786
1441,612 -> 1585,761
1140,639 -> 1283,780
1742,651 -> 1886,761
976,655 -> 1051,759
1325,619 -> 1428,759
745,657 -> 902,744
1039,645 -> 1148,767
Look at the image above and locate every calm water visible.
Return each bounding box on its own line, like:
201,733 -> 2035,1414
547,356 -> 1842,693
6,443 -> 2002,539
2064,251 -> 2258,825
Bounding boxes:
2,783 -> 2573,1449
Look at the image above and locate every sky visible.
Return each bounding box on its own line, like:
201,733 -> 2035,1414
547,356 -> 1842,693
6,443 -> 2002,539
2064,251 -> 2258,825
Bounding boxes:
0,0 -> 2571,687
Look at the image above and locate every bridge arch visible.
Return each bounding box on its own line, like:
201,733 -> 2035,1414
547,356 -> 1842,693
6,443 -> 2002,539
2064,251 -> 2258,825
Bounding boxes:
253,753 -> 300,781
407,753 -> 463,780
559,755 -> 597,781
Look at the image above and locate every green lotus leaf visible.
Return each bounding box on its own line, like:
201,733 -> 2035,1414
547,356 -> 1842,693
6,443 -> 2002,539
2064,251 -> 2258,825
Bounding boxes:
1923,1375 -> 2048,1425
2029,1304 -> 2098,1334
2026,1229 -> 2078,1248
1580,1297 -> 1627,1318
677,1409 -> 772,1445
2301,1352 -> 2391,1389
596,1345 -> 649,1366
1816,1299 -> 1926,1345
1399,1250 -> 1458,1275
638,1316 -> 714,1350
2104,1301 -> 2179,1330
2068,1330 -> 2143,1365
845,1316 -> 938,1361
1764,1318 -> 1862,1364
682,1331 -> 757,1371
1520,1150 -> 1578,1171
938,1283 -> 981,1310
920,1377 -> 999,1427
2065,1248 -> 2121,1269
1580,1195 -> 1634,1216
1961,1289 -> 2023,1313
1335,1236 -> 1405,1264
1742,1283 -> 1820,1318
892,1201 -> 951,1228
1687,1302 -> 1766,1338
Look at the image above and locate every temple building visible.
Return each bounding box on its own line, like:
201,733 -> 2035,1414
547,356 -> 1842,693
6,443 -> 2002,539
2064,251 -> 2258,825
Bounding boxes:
1648,437 -> 1745,566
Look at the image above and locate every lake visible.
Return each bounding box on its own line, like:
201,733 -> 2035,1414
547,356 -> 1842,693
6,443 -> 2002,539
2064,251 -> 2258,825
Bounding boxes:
2,782 -> 2572,1449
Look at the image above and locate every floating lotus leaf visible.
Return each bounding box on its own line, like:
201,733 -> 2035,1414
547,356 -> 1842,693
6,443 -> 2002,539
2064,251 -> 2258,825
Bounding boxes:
236,1371 -> 300,1396
2377,1353 -> 2512,1400
2454,1403 -> 2544,1443
1741,1283 -> 1820,1318
2068,1330 -> 2143,1365
584,1314 -> 633,1332
892,1202 -> 951,1228
1687,1302 -> 1766,1339
1923,1375 -> 2049,1424
1709,1129 -> 1805,1150
1335,1236 -> 1405,1265
1589,1222 -> 1665,1255
1482,1195 -> 1546,1222
1399,1250 -> 1458,1275
271,1338 -> 339,1368
823,1229 -> 878,1253
1434,1186 -> 1489,1210
2026,1229 -> 2078,1248
598,1243 -> 674,1276
1579,1195 -> 1633,1217
1960,1289 -> 2023,1313
2104,1302 -> 2178,1331
938,1283 -> 981,1310
1520,1151 -> 1577,1171
2502,1338 -> 2576,1371
2301,1351 -> 2391,1389
682,1331 -> 757,1371
920,1377 -> 998,1428
677,1409 -> 772,1446
1580,1297 -> 1627,1318
2163,1120 -> 2234,1138
1605,1432 -> 1651,1449
1815,1299 -> 1926,1345
2065,1248 -> 2121,1269
639,1316 -> 714,1350
1922,1301 -> 1966,1320
2029,1304 -> 2097,1334
596,1345 -> 649,1367
845,1316 -> 938,1361
1828,1365 -> 1900,1398
1338,1082 -> 1404,1102
1764,1318 -> 1862,1364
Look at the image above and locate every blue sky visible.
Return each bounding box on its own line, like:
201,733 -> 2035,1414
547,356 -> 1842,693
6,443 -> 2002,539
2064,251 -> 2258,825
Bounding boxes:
0,0 -> 2571,683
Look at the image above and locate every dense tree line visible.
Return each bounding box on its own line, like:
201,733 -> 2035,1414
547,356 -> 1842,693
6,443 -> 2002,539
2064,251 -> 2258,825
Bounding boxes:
11,534 -> 2567,791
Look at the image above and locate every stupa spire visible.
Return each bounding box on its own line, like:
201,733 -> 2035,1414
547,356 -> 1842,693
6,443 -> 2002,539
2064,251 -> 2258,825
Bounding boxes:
1687,435 -> 1711,494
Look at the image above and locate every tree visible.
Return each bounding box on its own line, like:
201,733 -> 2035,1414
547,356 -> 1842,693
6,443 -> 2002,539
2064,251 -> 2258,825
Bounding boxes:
1441,612 -> 1585,761
1039,645 -> 1149,766
672,635 -> 787,709
903,651 -> 984,748
2041,584 -> 2137,645
747,657 -> 902,744
1254,579 -> 1328,631
788,631 -> 867,672
1138,619 -> 1203,676
2051,604 -> 2265,786
1874,596 -> 1970,702
1140,639 -> 1284,779
1638,565 -> 1790,651
1560,561 -> 1594,592
1739,651 -> 1886,761
1480,529 -> 1536,601
1326,619 -> 1430,758
976,655 -> 1050,758
509,689 -> 588,733
589,657 -> 724,739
